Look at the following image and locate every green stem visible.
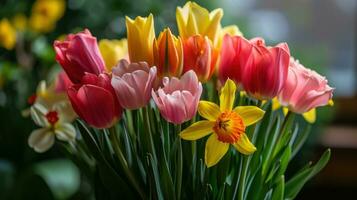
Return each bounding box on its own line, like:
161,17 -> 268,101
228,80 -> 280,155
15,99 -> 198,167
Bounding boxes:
109,127 -> 146,199
143,106 -> 158,163
175,124 -> 183,200
237,155 -> 249,200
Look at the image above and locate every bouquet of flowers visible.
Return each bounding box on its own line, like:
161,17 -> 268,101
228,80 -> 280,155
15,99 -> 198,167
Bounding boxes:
26,2 -> 334,199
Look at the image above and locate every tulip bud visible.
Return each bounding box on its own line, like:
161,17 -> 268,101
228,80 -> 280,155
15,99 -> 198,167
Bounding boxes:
54,29 -> 105,83
126,14 -> 155,65
278,58 -> 334,113
153,28 -> 183,78
182,35 -> 218,82
111,60 -> 157,109
176,2 -> 223,45
67,73 -> 122,129
152,70 -> 202,124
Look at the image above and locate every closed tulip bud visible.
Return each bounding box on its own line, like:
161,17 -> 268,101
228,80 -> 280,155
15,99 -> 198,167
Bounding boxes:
126,14 -> 155,65
176,2 -> 223,45
68,73 -> 122,129
241,37 -> 290,99
153,28 -> 183,78
111,60 -> 157,109
278,58 -> 334,113
182,35 -> 218,82
218,34 -> 252,84
54,29 -> 105,83
152,70 -> 202,124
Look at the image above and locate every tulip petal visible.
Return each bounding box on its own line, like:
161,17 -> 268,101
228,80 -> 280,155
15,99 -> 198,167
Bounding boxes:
302,109 -> 316,124
28,127 -> 55,153
198,101 -> 220,121
205,134 -> 229,167
233,106 -> 265,126
220,79 -> 236,112
55,123 -> 76,141
233,133 -> 256,155
180,120 -> 214,140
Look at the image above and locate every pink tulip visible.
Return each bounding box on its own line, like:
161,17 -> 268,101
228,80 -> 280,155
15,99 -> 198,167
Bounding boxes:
111,59 -> 157,109
278,58 -> 334,113
152,70 -> 202,124
54,29 -> 105,83
67,73 -> 122,128
55,71 -> 73,93
218,34 -> 252,84
241,37 -> 290,99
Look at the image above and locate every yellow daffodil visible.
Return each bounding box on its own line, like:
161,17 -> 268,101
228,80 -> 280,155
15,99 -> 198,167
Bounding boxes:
180,79 -> 265,167
0,19 -> 16,50
176,1 -> 223,45
12,14 -> 27,31
29,102 -> 76,153
99,38 -> 128,72
126,14 -> 155,65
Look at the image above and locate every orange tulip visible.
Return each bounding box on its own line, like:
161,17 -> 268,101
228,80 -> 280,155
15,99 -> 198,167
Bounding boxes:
153,28 -> 183,78
182,35 -> 218,82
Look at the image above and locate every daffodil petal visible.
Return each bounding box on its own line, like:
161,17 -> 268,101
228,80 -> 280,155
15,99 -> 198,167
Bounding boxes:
233,106 -> 265,126
220,79 -> 236,112
283,107 -> 289,115
198,101 -> 220,121
233,133 -> 256,155
55,123 -> 77,141
205,134 -> 229,167
302,109 -> 316,124
28,127 -> 54,153
180,120 -> 214,140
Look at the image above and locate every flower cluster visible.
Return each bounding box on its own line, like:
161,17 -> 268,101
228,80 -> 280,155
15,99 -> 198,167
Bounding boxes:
40,2 -> 334,169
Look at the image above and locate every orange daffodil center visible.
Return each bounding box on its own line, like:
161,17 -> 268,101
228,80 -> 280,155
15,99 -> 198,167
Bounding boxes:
180,79 -> 265,167
213,111 -> 245,143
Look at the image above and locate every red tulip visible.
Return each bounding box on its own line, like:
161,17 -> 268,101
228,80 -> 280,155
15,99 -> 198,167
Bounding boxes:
242,37 -> 290,99
219,35 -> 290,99
182,35 -> 218,82
67,73 -> 122,129
218,34 -> 252,84
54,29 -> 105,83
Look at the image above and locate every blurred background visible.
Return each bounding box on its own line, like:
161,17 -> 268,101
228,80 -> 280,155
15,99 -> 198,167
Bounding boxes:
0,0 -> 355,199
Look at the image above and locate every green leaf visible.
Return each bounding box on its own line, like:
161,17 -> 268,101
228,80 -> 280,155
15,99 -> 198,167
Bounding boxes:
291,125 -> 311,159
262,117 -> 281,177
147,154 -> 164,200
271,175 -> 285,200
285,149 -> 331,199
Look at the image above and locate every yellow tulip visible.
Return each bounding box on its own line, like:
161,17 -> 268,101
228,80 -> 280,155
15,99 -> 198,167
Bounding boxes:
180,79 -> 265,167
153,28 -> 183,78
176,1 -> 223,45
126,14 -> 155,65
99,39 -> 128,72
29,13 -> 55,33
0,19 -> 16,50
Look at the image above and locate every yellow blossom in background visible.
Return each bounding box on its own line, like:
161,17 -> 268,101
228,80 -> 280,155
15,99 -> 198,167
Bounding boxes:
29,0 -> 65,33
32,0 -> 65,22
126,14 -> 155,65
99,39 -> 128,72
180,79 -> 265,167
176,1 -> 223,45
12,14 -> 27,31
0,19 -> 16,50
